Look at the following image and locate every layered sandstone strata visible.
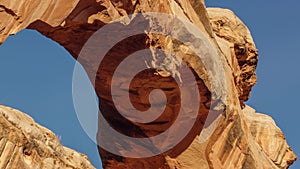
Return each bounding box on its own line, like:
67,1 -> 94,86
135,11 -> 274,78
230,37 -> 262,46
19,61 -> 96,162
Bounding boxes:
0,0 -> 297,169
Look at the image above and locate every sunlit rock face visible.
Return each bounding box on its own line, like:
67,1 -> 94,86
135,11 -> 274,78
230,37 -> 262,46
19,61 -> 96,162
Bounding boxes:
0,0 -> 297,169
0,106 -> 95,169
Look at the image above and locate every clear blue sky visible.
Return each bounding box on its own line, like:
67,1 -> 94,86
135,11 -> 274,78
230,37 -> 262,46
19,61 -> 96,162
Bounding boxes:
0,1 -> 299,169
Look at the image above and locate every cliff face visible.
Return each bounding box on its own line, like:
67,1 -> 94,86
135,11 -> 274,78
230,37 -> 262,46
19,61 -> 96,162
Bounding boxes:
0,0 -> 297,169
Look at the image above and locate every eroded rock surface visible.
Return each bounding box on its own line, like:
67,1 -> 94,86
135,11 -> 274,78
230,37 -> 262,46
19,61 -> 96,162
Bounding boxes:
0,0 -> 297,169
0,106 -> 95,169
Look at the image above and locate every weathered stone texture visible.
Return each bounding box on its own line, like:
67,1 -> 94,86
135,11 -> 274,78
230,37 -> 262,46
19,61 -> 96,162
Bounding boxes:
0,0 -> 297,169
0,106 -> 95,169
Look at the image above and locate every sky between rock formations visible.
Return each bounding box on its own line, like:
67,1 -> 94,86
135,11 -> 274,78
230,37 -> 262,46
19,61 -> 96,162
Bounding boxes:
0,1 -> 299,168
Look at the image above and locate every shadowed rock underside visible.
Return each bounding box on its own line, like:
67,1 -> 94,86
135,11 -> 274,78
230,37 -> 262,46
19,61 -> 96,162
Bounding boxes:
0,0 -> 297,169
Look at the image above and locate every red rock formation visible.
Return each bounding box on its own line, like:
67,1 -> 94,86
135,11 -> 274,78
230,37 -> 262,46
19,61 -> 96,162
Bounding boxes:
0,105 -> 95,169
0,0 -> 297,169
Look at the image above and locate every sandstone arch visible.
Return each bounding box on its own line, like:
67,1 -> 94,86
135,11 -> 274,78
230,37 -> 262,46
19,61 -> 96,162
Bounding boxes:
0,0 -> 296,168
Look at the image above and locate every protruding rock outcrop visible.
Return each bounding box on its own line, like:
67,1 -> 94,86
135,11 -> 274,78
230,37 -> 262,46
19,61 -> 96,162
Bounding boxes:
0,0 -> 297,169
0,105 -> 95,169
